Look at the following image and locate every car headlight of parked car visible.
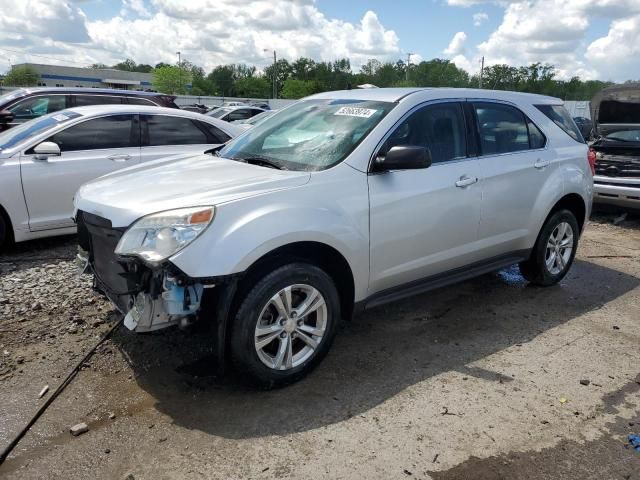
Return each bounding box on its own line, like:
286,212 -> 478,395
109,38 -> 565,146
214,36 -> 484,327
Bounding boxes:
115,206 -> 215,264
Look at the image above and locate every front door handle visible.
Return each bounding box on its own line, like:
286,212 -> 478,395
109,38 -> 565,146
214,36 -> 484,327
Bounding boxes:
455,175 -> 478,188
534,158 -> 551,169
108,154 -> 131,162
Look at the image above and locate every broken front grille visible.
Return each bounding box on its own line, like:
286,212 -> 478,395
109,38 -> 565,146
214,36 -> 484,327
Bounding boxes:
595,154 -> 640,178
77,211 -> 142,311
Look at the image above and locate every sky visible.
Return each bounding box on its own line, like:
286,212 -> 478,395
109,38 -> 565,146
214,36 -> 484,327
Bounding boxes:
0,0 -> 638,82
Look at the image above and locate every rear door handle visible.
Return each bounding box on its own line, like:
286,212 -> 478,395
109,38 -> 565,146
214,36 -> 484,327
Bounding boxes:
108,154 -> 131,162
534,158 -> 551,169
455,175 -> 478,188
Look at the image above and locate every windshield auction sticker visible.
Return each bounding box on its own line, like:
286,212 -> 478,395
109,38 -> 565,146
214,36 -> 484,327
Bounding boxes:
334,107 -> 377,118
52,114 -> 69,122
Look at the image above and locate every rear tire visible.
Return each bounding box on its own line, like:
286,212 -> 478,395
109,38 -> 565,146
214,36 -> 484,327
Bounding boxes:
519,209 -> 579,286
229,263 -> 340,388
0,215 -> 8,251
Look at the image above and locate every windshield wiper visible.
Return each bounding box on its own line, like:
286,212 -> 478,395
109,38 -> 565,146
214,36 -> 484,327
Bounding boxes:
204,144 -> 226,156
235,155 -> 287,170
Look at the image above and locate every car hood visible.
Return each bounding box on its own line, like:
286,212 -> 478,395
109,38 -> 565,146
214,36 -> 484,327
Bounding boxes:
591,83 -> 640,135
75,154 -> 311,227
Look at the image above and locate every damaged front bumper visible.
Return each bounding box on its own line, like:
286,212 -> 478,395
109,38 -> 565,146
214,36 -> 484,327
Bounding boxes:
76,211 -> 215,333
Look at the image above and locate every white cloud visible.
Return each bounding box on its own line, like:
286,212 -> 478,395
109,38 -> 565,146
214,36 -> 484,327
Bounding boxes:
585,14 -> 640,81
121,0 -> 151,18
473,12 -> 488,26
448,0 -> 640,81
0,0 -> 400,73
444,32 -> 467,56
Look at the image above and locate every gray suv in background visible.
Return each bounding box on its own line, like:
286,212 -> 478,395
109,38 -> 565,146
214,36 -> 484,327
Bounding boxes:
0,87 -> 178,130
74,88 -> 593,387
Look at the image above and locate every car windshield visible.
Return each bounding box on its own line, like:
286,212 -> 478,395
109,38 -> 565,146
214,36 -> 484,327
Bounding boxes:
603,129 -> 640,142
219,99 -> 394,171
209,108 -> 232,119
0,109 -> 82,151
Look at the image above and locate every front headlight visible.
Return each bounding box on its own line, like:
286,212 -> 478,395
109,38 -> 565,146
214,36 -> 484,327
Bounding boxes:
115,206 -> 215,264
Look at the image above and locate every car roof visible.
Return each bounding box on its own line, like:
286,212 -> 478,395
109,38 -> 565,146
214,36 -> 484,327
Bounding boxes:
64,104 -> 211,118
8,87 -> 170,97
307,87 -> 561,105
222,105 -> 264,111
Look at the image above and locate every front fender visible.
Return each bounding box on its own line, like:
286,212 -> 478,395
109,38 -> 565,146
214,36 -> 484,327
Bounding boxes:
169,164 -> 371,300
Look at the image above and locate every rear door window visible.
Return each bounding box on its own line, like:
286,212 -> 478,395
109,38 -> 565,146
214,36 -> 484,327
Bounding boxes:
126,97 -> 157,106
73,95 -> 124,107
195,121 -> 231,144
473,103 -> 531,154
535,104 -> 585,143
145,115 -> 208,145
47,115 -> 137,151
9,95 -> 67,121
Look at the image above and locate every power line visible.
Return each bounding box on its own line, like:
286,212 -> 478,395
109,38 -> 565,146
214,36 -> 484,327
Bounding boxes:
0,46 -> 95,67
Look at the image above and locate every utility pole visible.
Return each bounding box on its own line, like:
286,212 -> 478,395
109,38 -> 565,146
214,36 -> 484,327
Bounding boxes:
273,50 -> 277,99
406,53 -> 413,82
479,56 -> 484,89
264,49 -> 277,99
176,51 -> 182,93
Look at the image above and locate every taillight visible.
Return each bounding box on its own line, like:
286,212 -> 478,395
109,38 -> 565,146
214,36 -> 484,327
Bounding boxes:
587,148 -> 596,176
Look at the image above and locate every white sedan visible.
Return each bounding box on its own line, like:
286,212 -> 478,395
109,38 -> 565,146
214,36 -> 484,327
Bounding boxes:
0,105 -> 242,247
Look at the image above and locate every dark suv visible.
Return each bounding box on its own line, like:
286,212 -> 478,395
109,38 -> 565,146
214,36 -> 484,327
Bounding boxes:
0,87 -> 178,130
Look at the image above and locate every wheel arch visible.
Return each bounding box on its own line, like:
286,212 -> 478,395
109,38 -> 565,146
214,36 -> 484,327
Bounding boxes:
232,241 -> 356,323
0,203 -> 15,246
547,192 -> 587,233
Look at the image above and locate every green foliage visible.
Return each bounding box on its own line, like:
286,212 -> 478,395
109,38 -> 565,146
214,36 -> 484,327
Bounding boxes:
90,55 -> 621,100
3,65 -> 39,87
151,65 -> 192,94
281,79 -> 321,99
235,76 -> 271,98
112,58 -> 153,73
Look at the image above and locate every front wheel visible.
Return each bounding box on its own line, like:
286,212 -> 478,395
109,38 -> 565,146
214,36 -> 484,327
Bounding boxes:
230,263 -> 340,388
519,209 -> 579,286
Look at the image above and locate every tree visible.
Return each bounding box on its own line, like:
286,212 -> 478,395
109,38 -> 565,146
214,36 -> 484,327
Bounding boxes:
235,76 -> 271,98
90,63 -> 108,69
208,65 -> 235,96
281,79 -> 320,99
3,65 -> 39,87
151,65 -> 192,94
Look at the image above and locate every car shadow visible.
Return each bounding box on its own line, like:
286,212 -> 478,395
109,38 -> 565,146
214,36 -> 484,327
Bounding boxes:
0,234 -> 77,274
110,259 -> 639,439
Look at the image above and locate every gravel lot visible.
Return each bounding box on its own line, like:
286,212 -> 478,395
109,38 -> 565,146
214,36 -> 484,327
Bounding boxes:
0,212 -> 639,479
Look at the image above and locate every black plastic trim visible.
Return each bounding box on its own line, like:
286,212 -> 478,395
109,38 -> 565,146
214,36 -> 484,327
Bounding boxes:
356,250 -> 531,311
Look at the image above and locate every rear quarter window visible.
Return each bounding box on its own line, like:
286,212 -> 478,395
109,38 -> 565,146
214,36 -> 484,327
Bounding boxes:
535,104 -> 585,143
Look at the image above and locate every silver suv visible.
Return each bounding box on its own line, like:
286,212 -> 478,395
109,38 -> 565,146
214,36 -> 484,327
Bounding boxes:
74,88 -> 593,387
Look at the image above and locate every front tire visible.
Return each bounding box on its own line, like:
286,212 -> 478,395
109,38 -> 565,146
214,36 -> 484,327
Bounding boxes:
0,215 -> 8,251
519,209 -> 579,286
230,263 -> 340,388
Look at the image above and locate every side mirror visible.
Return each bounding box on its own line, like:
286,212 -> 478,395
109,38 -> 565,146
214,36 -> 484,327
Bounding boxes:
33,141 -> 61,161
0,109 -> 14,123
375,145 -> 432,172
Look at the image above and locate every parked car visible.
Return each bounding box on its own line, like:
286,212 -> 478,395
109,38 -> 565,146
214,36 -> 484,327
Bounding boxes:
0,105 -> 241,248
207,105 -> 265,122
250,102 -> 271,110
231,109 -> 278,130
180,104 -> 209,114
0,87 -> 178,131
74,88 -> 592,387
590,83 -> 640,209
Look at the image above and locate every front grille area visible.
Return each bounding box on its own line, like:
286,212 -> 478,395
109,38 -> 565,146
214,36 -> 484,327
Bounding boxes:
594,153 -> 640,178
77,211 -> 142,311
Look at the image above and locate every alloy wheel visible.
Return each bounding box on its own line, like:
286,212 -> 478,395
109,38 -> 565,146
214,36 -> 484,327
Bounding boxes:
545,221 -> 574,275
254,284 -> 328,371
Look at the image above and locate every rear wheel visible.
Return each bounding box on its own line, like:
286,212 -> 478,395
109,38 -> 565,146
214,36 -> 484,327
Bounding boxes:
519,209 -> 579,286
230,263 -> 340,388
0,215 -> 8,251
